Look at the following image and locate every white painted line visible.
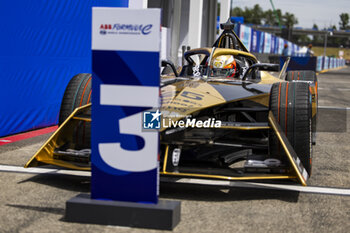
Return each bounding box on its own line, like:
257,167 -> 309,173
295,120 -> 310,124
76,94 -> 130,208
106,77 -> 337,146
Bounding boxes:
0,164 -> 90,177
2,165 -> 350,196
160,177 -> 350,197
318,88 -> 350,91
238,182 -> 350,196
318,106 -> 350,110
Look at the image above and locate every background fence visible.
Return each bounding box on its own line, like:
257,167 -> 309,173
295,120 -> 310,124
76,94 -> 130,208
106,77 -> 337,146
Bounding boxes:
234,22 -> 346,71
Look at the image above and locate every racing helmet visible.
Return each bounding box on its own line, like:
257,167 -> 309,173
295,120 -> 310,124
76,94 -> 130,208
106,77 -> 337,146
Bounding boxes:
212,55 -> 237,77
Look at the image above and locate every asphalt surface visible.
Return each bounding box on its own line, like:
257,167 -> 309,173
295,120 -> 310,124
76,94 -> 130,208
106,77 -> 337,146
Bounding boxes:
1,67 -> 350,233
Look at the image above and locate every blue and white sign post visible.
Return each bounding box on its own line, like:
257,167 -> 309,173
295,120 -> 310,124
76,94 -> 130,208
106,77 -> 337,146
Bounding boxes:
66,7 -> 180,230
91,7 -> 160,203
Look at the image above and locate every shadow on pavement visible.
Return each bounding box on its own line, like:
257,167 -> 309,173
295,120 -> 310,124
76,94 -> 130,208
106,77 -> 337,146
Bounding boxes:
160,183 -> 300,203
16,173 -> 300,203
6,204 -> 65,215
18,174 -> 90,193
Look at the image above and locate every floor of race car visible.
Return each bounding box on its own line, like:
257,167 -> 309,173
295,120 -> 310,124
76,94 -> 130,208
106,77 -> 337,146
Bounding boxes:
1,67 -> 350,233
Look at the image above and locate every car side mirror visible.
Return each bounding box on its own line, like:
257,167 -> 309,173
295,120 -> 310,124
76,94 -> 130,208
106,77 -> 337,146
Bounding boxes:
161,60 -> 178,77
242,63 -> 279,80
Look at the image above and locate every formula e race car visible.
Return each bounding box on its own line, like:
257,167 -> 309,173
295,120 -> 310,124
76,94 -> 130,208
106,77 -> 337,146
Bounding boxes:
25,20 -> 318,186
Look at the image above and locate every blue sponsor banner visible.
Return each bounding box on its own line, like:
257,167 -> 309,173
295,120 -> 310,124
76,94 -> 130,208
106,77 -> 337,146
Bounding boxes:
323,57 -> 328,70
259,32 -> 265,53
278,38 -> 284,55
263,33 -> 271,53
322,56 -> 325,70
256,30 -> 262,53
234,23 -> 240,35
239,24 -> 252,51
250,29 -> 260,52
316,56 -> 323,71
292,44 -> 297,56
287,41 -> 293,56
91,8 -> 161,203
270,35 -> 275,54
273,36 -> 279,54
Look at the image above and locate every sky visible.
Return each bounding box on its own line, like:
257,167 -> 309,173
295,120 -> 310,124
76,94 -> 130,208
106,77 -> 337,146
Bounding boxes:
230,0 -> 350,29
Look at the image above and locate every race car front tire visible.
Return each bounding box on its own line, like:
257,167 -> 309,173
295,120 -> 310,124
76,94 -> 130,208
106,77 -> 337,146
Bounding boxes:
269,81 -> 312,176
58,73 -> 92,149
286,70 -> 318,145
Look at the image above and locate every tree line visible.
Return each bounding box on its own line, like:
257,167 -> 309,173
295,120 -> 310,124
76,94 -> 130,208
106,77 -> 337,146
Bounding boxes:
229,4 -> 350,47
231,4 -> 297,28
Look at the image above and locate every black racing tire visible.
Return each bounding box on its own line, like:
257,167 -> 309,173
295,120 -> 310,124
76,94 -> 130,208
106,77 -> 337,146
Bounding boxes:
269,81 -> 312,175
286,70 -> 318,145
286,70 -> 317,83
59,73 -> 92,149
59,73 -> 92,125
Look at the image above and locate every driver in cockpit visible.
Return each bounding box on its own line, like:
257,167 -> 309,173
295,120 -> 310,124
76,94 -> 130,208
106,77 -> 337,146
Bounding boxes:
212,55 -> 238,78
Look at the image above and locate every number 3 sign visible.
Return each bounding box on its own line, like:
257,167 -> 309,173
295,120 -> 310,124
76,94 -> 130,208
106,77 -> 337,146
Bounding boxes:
91,8 -> 161,203
99,84 -> 159,172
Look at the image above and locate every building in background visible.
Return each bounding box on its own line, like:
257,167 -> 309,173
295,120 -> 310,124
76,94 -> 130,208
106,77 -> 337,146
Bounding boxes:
145,0 -> 229,65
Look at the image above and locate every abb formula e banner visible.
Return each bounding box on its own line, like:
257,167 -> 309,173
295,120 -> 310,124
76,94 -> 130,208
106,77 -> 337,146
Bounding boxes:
91,7 -> 161,203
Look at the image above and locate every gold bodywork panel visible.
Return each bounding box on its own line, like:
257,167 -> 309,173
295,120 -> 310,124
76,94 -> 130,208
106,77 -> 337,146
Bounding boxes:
259,71 -> 283,84
160,80 -> 226,130
25,104 -> 91,171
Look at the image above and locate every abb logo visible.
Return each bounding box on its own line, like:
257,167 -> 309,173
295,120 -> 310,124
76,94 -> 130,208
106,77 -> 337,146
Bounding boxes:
100,24 -> 112,30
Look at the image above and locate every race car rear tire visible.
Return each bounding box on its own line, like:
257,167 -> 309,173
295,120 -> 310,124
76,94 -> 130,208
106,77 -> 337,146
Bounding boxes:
269,82 -> 312,175
286,70 -> 317,83
59,73 -> 92,149
285,70 -> 317,100
286,70 -> 317,145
